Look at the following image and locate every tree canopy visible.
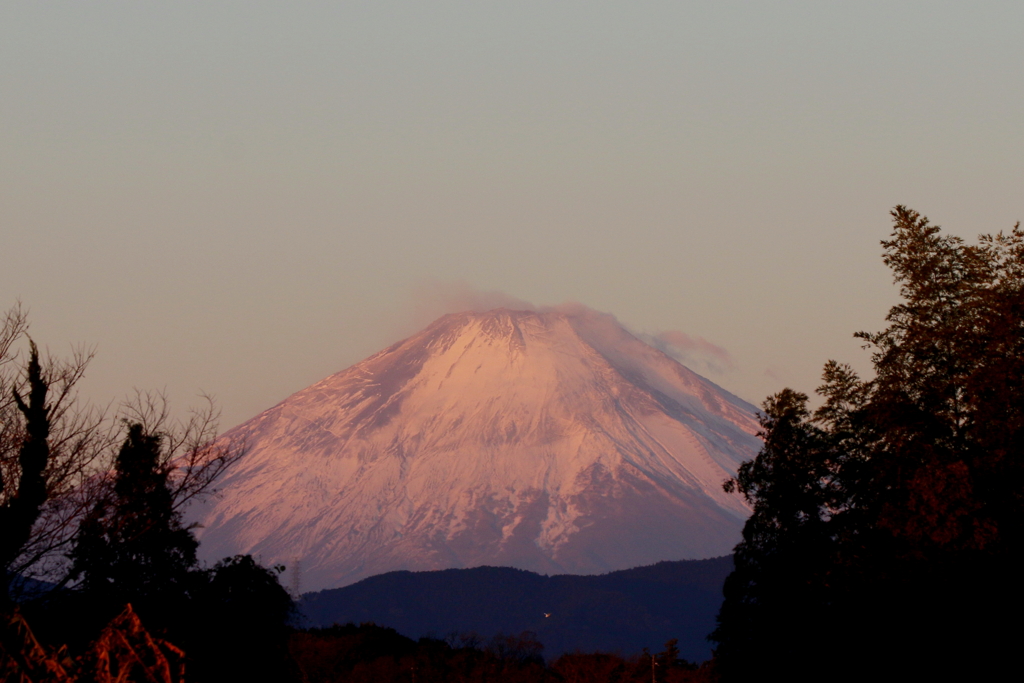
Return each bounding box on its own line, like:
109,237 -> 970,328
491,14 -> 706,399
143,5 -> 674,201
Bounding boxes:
713,207 -> 1024,680
70,423 -> 201,611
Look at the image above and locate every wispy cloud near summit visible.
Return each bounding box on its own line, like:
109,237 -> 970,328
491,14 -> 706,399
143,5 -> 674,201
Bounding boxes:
401,280 -> 537,333
652,330 -> 734,373
398,280 -> 735,377
412,280 -> 537,316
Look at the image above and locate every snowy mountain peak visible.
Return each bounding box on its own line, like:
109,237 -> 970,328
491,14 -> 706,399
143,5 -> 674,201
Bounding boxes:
188,307 -> 761,591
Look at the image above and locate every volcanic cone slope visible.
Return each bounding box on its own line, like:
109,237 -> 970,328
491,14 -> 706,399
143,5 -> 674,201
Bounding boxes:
189,308 -> 761,590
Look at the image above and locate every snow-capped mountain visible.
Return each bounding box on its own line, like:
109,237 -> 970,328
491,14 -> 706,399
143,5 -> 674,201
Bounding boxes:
188,307 -> 761,591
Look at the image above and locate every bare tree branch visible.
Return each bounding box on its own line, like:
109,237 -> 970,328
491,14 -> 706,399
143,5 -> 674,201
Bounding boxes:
117,390 -> 247,512
2,305 -> 244,593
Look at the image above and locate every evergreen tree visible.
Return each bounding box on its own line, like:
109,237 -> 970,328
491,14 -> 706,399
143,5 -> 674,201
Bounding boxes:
713,207 -> 1024,680
191,555 -> 298,682
67,424 -> 301,680
69,423 -> 199,624
712,390 -> 838,679
0,343 -> 50,604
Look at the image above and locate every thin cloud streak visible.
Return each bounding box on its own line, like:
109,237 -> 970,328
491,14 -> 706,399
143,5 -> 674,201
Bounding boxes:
402,279 -> 537,332
639,330 -> 734,376
654,330 -> 734,372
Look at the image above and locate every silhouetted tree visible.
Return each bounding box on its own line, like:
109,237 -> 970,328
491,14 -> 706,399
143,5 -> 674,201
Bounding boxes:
0,303 -> 110,603
713,207 -> 1024,680
656,637 -> 697,680
190,555 -> 298,682
64,424 -> 299,679
69,423 -> 200,616
0,342 -> 50,605
713,390 -> 838,678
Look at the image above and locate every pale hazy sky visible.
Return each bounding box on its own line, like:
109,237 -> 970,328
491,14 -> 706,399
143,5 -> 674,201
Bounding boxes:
2,2 -> 1022,430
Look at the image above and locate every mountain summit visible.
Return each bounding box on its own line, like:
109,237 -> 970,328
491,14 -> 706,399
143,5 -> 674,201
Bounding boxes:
189,307 -> 761,591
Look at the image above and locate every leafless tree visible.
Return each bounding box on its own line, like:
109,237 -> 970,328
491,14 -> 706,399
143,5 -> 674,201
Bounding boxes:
1,303 -> 114,596
116,389 -> 246,514
0,304 -> 245,597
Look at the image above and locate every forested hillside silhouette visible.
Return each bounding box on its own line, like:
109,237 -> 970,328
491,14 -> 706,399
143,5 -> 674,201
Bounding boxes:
300,557 -> 731,662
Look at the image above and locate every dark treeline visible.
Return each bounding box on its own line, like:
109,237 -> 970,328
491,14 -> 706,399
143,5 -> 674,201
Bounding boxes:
299,557 -> 732,662
289,622 -> 714,683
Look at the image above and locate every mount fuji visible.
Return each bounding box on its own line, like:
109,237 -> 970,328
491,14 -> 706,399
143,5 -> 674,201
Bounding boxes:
188,306 -> 761,591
